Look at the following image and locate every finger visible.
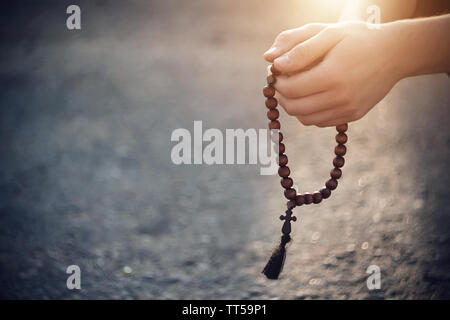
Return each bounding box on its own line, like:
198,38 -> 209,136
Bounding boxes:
274,63 -> 333,98
263,23 -> 328,62
315,118 -> 349,128
274,26 -> 344,74
277,90 -> 343,117
296,107 -> 350,126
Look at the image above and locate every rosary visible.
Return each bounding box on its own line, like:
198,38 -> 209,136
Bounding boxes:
262,64 -> 348,279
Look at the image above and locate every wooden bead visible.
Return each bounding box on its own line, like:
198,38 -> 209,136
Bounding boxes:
333,156 -> 345,168
271,132 -> 283,143
284,188 -> 297,200
265,97 -> 278,109
295,194 -> 305,206
278,154 -> 288,166
326,179 -> 338,190
336,132 -> 348,144
287,200 -> 296,210
335,144 -> 346,156
270,64 -> 281,76
263,86 -> 275,98
281,177 -> 293,189
330,168 -> 342,179
260,71 -> 349,212
278,166 -> 290,178
336,123 -> 348,133
267,74 -> 276,85
267,109 -> 279,120
269,120 -> 280,130
312,192 -> 323,204
320,188 -> 331,199
304,193 -> 313,205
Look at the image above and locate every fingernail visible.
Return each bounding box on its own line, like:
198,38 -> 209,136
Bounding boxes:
274,55 -> 290,67
264,47 -> 278,56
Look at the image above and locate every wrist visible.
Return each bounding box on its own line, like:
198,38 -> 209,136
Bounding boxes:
382,16 -> 450,78
378,20 -> 415,80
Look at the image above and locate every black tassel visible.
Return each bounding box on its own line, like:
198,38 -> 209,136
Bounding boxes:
262,234 -> 291,279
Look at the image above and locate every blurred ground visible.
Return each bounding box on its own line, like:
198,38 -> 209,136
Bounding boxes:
0,0 -> 449,299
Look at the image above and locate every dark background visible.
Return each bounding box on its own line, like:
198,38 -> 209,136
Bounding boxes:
0,0 -> 449,299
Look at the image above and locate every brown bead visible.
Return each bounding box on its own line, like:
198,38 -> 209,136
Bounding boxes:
278,154 -> 288,166
267,74 -> 276,85
312,192 -> 323,204
265,97 -> 278,109
267,109 -> 279,120
336,132 -> 348,144
295,194 -> 305,206
320,188 -> 331,199
335,144 -> 346,156
284,188 -> 297,200
271,132 -> 283,143
333,156 -> 345,168
278,166 -> 290,178
304,193 -> 313,205
326,179 -> 338,190
287,200 -> 296,210
330,168 -> 342,179
269,120 -> 280,130
263,86 -> 275,98
281,177 -> 293,189
270,64 -> 281,76
277,143 -> 285,154
336,123 -> 348,133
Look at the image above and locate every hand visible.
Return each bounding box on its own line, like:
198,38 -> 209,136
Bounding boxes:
264,22 -> 405,127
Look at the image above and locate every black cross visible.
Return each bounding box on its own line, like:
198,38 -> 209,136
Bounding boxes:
280,209 -> 297,222
280,209 -> 297,235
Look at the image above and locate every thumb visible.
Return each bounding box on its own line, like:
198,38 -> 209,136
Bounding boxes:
273,26 -> 344,73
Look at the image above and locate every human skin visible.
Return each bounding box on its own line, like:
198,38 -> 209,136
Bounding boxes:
263,14 -> 450,127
